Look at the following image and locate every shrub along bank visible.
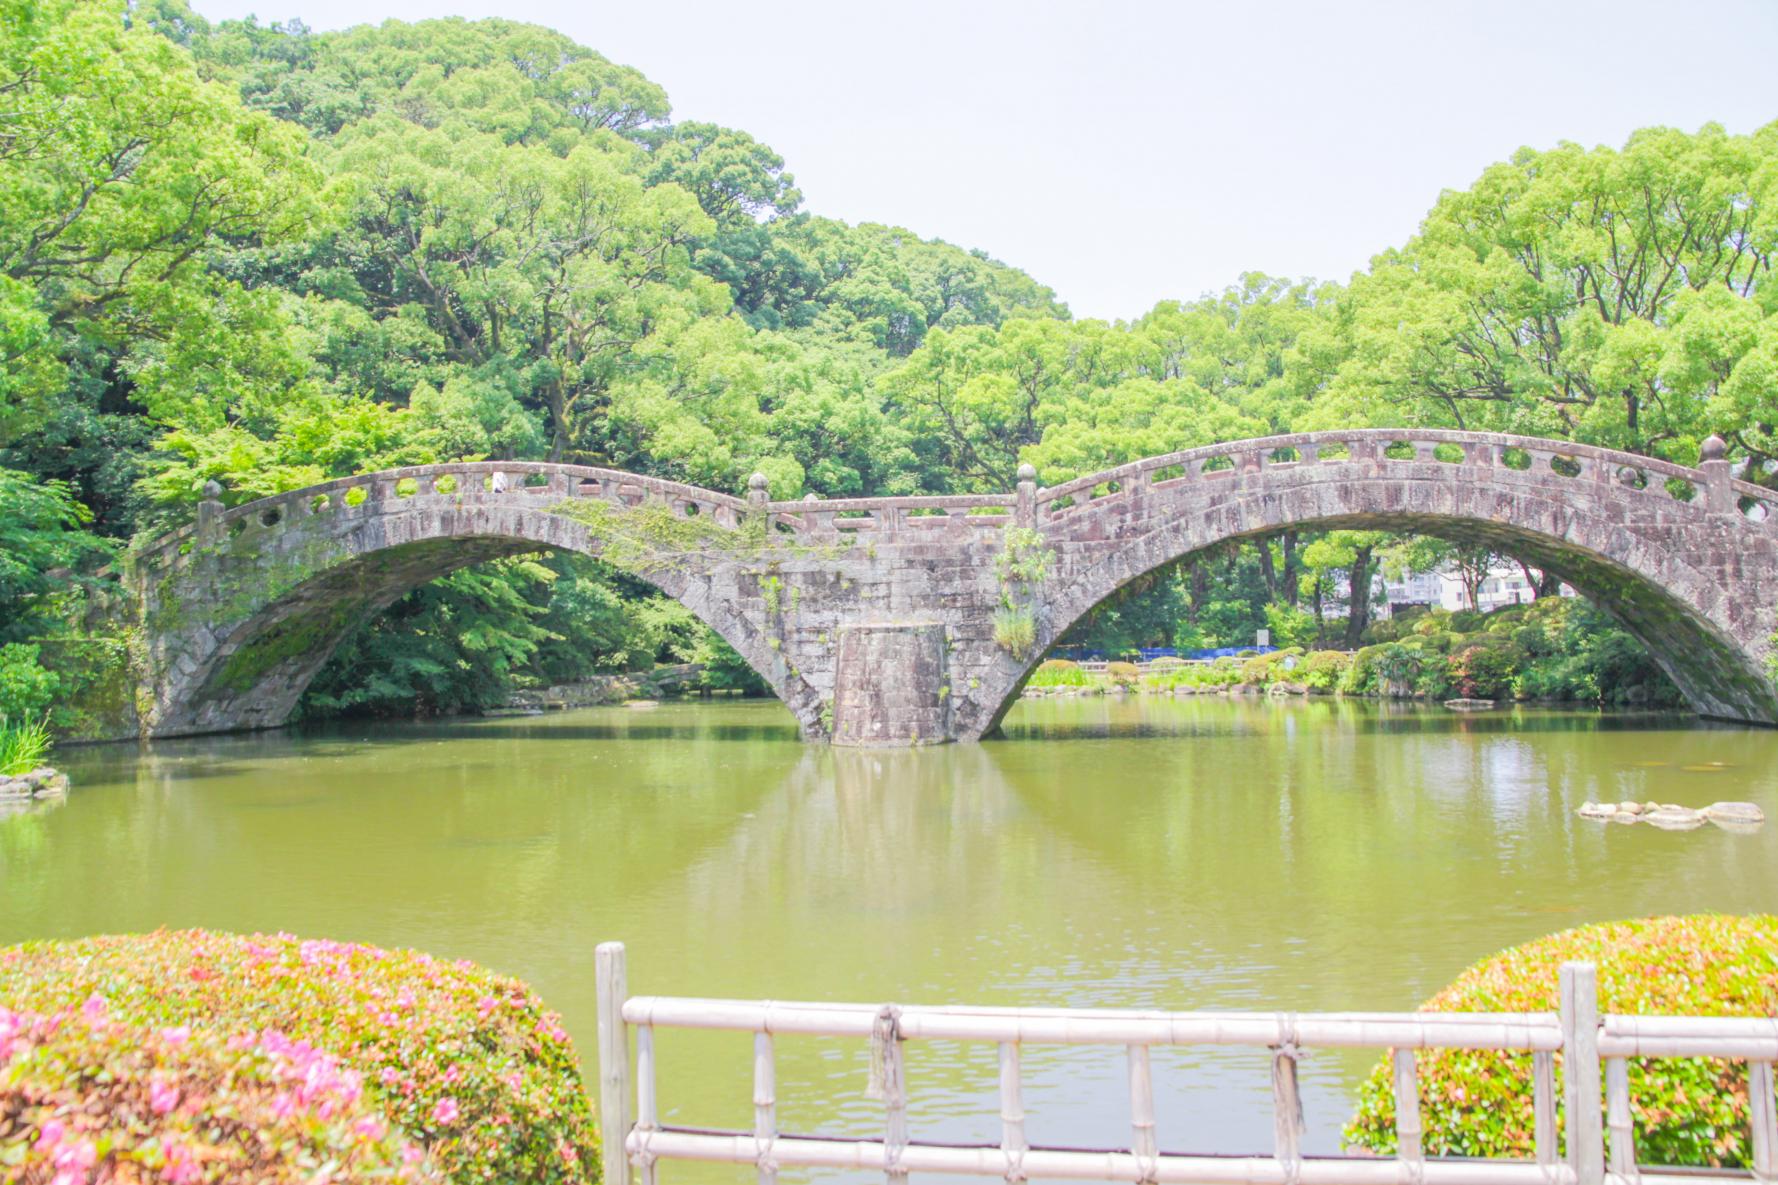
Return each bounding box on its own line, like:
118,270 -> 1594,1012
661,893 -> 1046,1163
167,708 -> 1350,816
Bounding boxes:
1023,598 -> 1684,708
0,931 -> 600,1184
1345,915 -> 1778,1167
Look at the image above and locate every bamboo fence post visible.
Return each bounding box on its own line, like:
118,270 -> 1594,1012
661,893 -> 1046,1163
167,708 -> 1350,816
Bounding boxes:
1752,1060 -> 1776,1185
880,1009 -> 909,1185
636,1023 -> 659,1185
1129,1044 -> 1158,1170
1533,1051 -> 1557,1166
1272,1023 -> 1305,1177
1605,1057 -> 1637,1182
1393,1048 -> 1423,1166
1561,962 -> 1604,1185
753,1031 -> 777,1185
998,1042 -> 1027,1180
594,943 -> 631,1185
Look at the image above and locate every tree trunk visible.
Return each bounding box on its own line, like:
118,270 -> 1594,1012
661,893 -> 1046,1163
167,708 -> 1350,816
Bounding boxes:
1281,532 -> 1300,607
1309,575 -> 1325,648
1345,544 -> 1374,649
1515,559 -> 1541,600
1257,538 -> 1278,602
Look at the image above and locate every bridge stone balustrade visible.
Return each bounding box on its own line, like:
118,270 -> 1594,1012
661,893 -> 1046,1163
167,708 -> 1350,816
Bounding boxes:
122,431 -> 1778,745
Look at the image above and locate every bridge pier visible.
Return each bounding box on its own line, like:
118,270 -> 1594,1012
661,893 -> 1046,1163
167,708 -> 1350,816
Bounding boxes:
831,622 -> 955,746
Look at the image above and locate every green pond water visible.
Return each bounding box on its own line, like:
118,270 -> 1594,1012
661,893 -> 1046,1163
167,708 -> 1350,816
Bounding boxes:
4,696 -> 1776,1172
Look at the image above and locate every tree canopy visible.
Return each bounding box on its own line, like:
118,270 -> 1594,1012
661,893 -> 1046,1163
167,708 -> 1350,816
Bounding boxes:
4,0 -> 1774,715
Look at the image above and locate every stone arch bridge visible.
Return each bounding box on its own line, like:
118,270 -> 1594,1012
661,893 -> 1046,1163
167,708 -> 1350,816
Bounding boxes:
126,430 -> 1778,745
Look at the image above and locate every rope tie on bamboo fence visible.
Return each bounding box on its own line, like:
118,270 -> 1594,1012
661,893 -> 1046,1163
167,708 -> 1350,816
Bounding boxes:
752,1137 -> 778,1179
1272,1011 -> 1306,1185
867,1005 -> 898,1099
869,1005 -> 909,1179
631,1128 -> 658,1176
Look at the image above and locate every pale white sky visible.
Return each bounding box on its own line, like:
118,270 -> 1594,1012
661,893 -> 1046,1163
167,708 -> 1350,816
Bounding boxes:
192,0 -> 1778,321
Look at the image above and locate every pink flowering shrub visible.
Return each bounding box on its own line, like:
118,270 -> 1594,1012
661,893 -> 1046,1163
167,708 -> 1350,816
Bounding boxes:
1345,915 -> 1778,1167
0,930 -> 600,1184
0,1002 -> 438,1183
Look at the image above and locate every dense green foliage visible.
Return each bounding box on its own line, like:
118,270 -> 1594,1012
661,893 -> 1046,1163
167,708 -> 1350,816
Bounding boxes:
1345,915 -> 1778,1167
0,929 -> 599,1183
1342,600 -> 1683,707
1028,600 -> 1681,708
4,0 -> 1774,715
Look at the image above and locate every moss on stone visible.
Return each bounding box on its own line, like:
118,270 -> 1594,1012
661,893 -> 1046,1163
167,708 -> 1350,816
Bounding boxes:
212,602 -> 360,697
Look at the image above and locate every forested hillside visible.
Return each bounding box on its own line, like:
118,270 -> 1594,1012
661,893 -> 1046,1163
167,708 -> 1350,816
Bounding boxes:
4,0 -> 1776,720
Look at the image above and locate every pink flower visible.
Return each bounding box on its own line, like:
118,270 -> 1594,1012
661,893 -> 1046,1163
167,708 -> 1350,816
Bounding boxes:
50,1135 -> 97,1185
396,988 -> 415,1009
477,995 -> 497,1018
381,1068 -> 402,1088
442,1064 -> 462,1085
431,1096 -> 460,1125
269,1091 -> 296,1120
150,1076 -> 181,1116
35,1117 -> 66,1155
80,994 -> 107,1024
163,1141 -> 202,1185
354,1117 -> 386,1141
159,1025 -> 191,1048
403,1146 -> 424,1165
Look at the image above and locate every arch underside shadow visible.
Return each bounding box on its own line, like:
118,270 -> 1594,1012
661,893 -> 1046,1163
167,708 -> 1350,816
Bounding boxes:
984,505 -> 1778,736
165,524 -> 818,739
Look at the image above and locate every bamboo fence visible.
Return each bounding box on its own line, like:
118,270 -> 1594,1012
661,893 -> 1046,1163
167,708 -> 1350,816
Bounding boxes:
594,944 -> 1776,1185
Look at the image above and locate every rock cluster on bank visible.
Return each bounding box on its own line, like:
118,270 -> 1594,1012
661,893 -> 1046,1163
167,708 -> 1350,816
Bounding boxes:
1576,800 -> 1764,830
0,767 -> 69,800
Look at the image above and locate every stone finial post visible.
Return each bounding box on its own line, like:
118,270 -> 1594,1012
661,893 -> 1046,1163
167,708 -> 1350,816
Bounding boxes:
746,472 -> 770,518
196,480 -> 224,546
1015,463 -> 1037,528
1699,434 -> 1732,515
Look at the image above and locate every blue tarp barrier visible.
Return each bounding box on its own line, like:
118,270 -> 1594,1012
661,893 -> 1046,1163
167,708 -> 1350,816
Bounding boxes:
1049,645 -> 1277,662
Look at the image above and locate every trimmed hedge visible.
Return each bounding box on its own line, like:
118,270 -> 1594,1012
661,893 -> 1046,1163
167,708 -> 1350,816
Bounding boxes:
1027,659 -> 1094,688
1300,650 -> 1351,691
1105,661 -> 1141,686
1345,915 -> 1778,1167
0,931 -> 600,1184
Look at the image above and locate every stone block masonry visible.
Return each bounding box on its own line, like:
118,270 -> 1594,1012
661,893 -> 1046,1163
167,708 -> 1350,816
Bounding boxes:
122,431 -> 1778,747
832,623 -> 952,747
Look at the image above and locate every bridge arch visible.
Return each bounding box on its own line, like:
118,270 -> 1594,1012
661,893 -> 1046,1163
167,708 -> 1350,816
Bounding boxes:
132,463 -> 826,739
975,431 -> 1778,736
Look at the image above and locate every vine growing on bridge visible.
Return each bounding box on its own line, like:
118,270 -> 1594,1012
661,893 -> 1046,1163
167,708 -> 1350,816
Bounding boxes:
992,526 -> 1055,659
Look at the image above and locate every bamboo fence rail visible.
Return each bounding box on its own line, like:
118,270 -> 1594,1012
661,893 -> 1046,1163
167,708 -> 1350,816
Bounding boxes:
594,945 -> 1777,1185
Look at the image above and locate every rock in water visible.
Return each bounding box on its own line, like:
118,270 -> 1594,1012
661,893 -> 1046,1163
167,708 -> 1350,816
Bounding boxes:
1576,802 -> 1616,819
1643,808 -> 1705,831
1703,802 -> 1765,825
